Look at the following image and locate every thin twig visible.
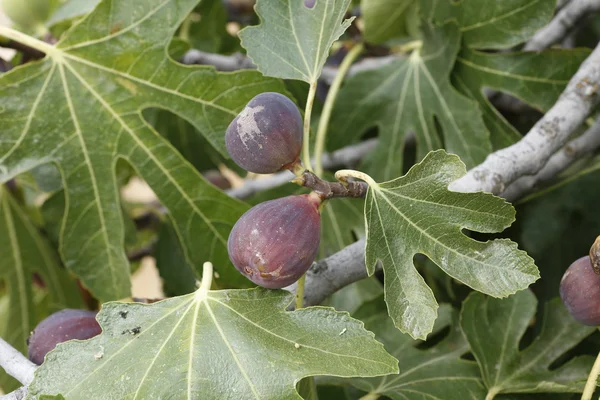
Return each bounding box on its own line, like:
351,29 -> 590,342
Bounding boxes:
450,42 -> 600,194
525,0 -> 600,51
501,117 -> 600,201
226,139 -> 377,199
0,337 -> 36,386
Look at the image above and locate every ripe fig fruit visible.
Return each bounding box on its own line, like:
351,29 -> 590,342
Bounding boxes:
28,309 -> 102,365
225,92 -> 303,174
227,194 -> 321,288
560,256 -> 600,326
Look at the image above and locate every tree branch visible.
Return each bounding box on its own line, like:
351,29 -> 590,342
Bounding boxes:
181,49 -> 398,85
450,42 -> 600,194
226,139 -> 377,199
501,117 -> 600,201
525,0 -> 600,51
0,338 -> 36,386
285,239 -> 370,307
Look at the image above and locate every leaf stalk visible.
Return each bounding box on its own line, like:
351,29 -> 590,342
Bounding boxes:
302,81 -> 318,171
314,43 -> 364,177
582,349 -> 600,400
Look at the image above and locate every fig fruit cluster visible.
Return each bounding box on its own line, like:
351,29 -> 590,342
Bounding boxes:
226,93 -> 321,288
28,309 -> 102,365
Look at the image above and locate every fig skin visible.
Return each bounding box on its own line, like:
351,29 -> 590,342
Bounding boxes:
225,92 -> 303,174
28,309 -> 102,365
227,194 -> 321,288
560,256 -> 600,326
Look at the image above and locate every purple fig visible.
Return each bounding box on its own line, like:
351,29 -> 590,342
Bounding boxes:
225,92 -> 303,174
560,256 -> 600,326
227,194 -> 321,288
28,309 -> 102,365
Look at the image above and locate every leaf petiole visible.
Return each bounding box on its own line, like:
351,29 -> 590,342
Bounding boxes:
335,169 -> 378,189
0,26 -> 57,57
581,349 -> 600,400
196,262 -> 214,301
302,81 -> 318,171
314,43 -> 364,177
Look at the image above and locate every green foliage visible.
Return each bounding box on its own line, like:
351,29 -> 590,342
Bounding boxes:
27,287 -> 398,399
424,0 -> 556,49
329,23 -> 491,180
0,0 -> 290,301
453,48 -> 591,148
347,299 -> 486,399
239,0 -> 354,83
1,0 -> 600,398
361,0 -> 418,44
363,151 -> 539,339
0,188 -> 83,392
461,290 -> 596,398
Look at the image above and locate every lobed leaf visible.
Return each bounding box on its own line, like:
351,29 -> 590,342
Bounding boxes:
364,150 -> 539,339
461,290 -> 596,397
239,0 -> 355,83
422,0 -> 556,49
0,0 -> 289,300
361,0 -> 418,44
329,23 -> 491,181
331,299 -> 486,399
27,288 -> 398,399
0,188 -> 83,391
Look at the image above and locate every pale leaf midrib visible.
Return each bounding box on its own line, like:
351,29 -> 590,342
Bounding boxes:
1,190 -> 30,345
460,0 -> 542,32
63,298 -> 193,396
456,56 -> 568,84
132,300 -> 196,399
62,61 -> 227,248
59,0 -> 171,52
58,63 -> 119,294
374,190 -> 531,278
207,296 -> 393,367
204,300 -> 262,400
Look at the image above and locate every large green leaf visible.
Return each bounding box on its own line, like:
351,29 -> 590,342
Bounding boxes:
329,23 -> 490,181
364,150 -> 539,339
452,47 -> 591,149
347,299 -> 486,399
0,187 -> 83,391
28,286 -> 398,399
0,0 -> 289,301
238,0 -> 354,83
361,0 -> 418,44
423,0 -> 556,49
461,290 -> 596,398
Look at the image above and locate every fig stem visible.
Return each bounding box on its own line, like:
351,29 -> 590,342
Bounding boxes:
295,274 -> 306,309
314,43 -> 364,177
335,169 -> 379,189
293,170 -> 368,199
590,235 -> 600,275
302,81 -> 318,172
581,349 -> 600,400
196,262 -> 214,300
